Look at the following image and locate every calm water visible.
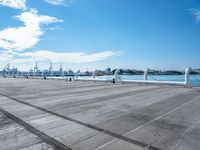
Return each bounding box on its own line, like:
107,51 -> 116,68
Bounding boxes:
80,75 -> 200,86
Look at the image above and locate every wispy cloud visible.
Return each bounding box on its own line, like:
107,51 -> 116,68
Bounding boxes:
44,0 -> 74,6
189,8 -> 200,23
0,9 -> 62,51
0,50 -> 118,70
0,0 -> 27,10
18,50 -> 116,63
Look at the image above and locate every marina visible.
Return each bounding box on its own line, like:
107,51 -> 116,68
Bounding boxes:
0,78 -> 200,150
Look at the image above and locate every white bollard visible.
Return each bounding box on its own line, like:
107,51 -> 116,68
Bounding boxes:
93,70 -> 97,79
144,68 -> 149,80
114,69 -> 120,83
184,67 -> 192,87
34,70 -> 35,78
76,71 -> 79,79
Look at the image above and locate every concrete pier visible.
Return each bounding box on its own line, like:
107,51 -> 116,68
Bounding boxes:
0,78 -> 200,150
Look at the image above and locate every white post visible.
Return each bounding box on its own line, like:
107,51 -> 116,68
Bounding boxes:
34,70 -> 35,78
34,62 -> 38,78
93,70 -> 97,79
76,71 -> 79,79
49,62 -> 53,77
114,69 -> 120,82
144,68 -> 149,80
185,67 -> 192,87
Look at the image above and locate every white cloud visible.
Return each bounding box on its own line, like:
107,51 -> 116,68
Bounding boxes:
0,0 -> 26,10
0,9 -> 63,51
0,0 -> 122,70
44,0 -> 73,6
189,8 -> 200,23
0,50 -> 118,70
18,50 -> 116,63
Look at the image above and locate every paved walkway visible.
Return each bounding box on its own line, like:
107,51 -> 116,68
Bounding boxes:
0,78 -> 200,150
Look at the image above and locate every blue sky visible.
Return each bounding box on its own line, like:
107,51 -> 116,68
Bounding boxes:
0,0 -> 200,71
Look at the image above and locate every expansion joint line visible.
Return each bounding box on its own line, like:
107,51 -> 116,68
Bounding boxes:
0,107 -> 71,150
0,93 -> 161,150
